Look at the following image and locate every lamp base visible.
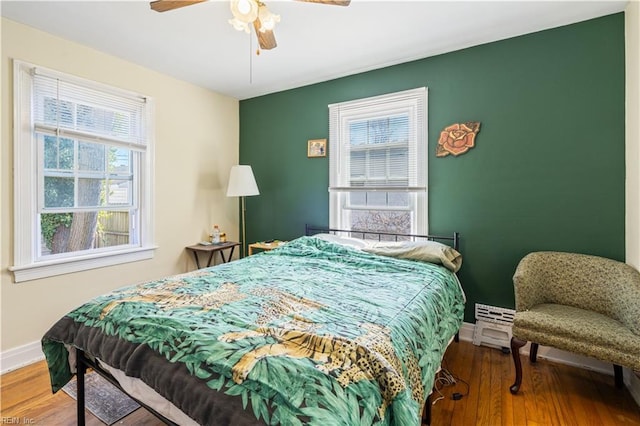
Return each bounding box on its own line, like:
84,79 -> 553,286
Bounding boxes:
241,195 -> 247,258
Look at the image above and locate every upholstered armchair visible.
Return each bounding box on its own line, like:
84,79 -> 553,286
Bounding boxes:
509,251 -> 640,394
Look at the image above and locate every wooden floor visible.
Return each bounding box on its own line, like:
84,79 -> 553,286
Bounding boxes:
2,340 -> 639,425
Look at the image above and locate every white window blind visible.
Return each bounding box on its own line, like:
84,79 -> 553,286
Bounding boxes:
32,69 -> 147,150
329,88 -> 426,192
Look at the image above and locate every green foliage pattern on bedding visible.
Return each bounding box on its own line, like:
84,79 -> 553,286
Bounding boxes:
42,236 -> 465,426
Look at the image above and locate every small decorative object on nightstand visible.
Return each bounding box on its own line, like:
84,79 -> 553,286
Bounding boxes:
248,240 -> 287,255
185,241 -> 241,269
212,225 -> 221,244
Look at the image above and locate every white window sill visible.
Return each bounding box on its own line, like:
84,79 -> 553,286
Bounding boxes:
9,246 -> 158,283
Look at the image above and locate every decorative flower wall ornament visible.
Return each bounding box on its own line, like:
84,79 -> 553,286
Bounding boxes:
436,121 -> 481,157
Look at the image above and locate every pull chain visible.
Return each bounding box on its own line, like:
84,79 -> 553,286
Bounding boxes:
248,30 -> 262,84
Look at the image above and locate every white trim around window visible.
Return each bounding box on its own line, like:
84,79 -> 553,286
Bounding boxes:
328,87 -> 428,235
9,60 -> 156,283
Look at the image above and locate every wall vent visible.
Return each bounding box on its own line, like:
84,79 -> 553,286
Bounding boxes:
473,303 -> 515,350
475,303 -> 515,325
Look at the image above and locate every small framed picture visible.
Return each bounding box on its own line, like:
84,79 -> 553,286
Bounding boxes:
307,139 -> 327,158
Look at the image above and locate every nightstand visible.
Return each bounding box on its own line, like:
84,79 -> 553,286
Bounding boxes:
248,241 -> 287,255
185,242 -> 241,269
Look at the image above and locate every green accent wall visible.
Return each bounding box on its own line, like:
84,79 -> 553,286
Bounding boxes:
239,14 -> 625,322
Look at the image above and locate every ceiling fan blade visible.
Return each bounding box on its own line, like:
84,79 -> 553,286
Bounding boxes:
295,0 -> 351,5
253,20 -> 277,50
150,0 -> 207,13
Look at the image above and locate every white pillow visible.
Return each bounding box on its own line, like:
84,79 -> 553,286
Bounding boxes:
312,233 -> 369,250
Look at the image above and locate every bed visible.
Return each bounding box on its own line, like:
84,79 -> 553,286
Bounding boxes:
42,227 -> 465,426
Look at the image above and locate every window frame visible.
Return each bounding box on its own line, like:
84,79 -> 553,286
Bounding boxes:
328,88 -> 428,234
10,60 -> 156,283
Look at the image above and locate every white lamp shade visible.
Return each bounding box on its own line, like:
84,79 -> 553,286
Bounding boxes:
226,165 -> 260,197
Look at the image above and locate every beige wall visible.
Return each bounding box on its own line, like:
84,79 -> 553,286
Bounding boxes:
1,18 -> 240,353
626,1 -> 640,270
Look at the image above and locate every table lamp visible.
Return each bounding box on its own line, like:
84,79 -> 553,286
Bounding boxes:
226,165 -> 260,257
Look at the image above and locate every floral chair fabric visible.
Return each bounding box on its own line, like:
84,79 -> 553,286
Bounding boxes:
509,251 -> 640,394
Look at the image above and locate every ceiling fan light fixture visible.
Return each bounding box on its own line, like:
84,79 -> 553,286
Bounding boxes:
152,0 -> 350,51
230,0 -> 259,24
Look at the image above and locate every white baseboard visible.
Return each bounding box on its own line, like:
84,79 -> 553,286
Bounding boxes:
460,321 -> 640,407
1,341 -> 45,375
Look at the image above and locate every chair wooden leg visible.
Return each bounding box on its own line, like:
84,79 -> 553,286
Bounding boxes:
529,342 -> 539,363
614,364 -> 624,388
510,336 -> 527,394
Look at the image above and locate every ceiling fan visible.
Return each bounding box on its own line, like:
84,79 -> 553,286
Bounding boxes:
150,0 -> 351,51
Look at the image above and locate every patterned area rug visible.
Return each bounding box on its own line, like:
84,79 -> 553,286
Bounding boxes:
62,371 -> 141,425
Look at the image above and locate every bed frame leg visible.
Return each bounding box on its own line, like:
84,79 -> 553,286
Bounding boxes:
76,348 -> 86,426
422,394 -> 431,425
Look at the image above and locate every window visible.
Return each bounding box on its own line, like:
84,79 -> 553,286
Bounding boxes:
11,61 -> 155,282
329,88 -> 427,235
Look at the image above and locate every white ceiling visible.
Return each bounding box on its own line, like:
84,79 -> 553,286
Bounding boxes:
1,0 -> 627,100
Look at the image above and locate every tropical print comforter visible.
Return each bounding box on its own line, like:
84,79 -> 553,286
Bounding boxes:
42,236 -> 465,426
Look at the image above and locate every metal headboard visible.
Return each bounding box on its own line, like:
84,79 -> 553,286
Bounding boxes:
305,225 -> 460,251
